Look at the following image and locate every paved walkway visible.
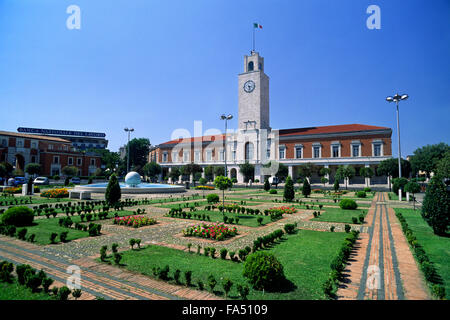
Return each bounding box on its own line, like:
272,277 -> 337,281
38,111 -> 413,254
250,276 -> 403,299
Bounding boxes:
337,192 -> 429,300
0,235 -> 218,300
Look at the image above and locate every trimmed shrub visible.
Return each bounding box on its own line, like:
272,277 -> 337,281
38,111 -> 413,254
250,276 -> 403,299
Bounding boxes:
339,199 -> 358,210
220,248 -> 228,259
237,284 -> 250,300
243,251 -> 286,291
105,174 -> 121,205
206,193 -> 219,203
269,189 -> 277,194
356,191 -> 366,198
58,286 -> 71,300
1,206 -> 34,226
344,224 -> 351,233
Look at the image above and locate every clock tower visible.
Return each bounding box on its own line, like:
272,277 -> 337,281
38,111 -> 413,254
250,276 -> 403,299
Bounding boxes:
238,51 -> 270,130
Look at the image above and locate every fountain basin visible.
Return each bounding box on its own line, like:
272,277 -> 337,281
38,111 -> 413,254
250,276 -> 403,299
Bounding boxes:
73,182 -> 185,194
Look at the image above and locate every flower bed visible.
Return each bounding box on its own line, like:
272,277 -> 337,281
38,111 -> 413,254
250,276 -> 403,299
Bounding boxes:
182,222 -> 237,241
113,215 -> 157,228
40,188 -> 69,198
195,185 -> 215,190
268,206 -> 297,215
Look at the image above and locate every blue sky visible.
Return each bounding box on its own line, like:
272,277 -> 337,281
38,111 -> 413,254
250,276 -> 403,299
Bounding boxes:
0,0 -> 449,156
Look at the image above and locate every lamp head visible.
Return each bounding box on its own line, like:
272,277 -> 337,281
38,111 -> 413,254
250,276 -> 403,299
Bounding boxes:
226,114 -> 233,120
386,96 -> 394,102
401,94 -> 409,100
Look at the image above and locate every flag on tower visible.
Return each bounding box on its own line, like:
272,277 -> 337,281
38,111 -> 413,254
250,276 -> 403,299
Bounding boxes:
253,23 -> 263,29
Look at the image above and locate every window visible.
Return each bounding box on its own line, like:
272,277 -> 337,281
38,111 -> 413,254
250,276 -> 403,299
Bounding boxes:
295,147 -> 302,159
232,150 -> 236,161
16,140 -> 23,148
332,145 -> 340,158
68,157 -> 73,165
53,156 -> 59,164
374,144 -> 381,157
48,144 -> 54,150
279,146 -> 285,159
31,141 -> 37,149
77,158 -> 82,166
31,156 -> 36,163
313,146 -> 321,158
266,139 -> 271,159
163,152 -> 168,162
206,150 -> 212,161
172,152 -> 178,163
219,150 -> 224,161
245,142 -> 254,160
183,151 -> 190,162
352,145 -> 360,157
90,158 -> 96,166
194,151 -> 200,162
248,61 -> 254,71
63,145 -> 68,151
1,139 -> 7,147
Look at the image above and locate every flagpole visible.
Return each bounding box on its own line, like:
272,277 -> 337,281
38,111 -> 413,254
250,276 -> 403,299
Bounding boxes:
252,26 -> 255,52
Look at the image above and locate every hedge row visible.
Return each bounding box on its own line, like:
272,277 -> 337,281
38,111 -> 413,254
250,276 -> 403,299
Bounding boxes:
395,211 -> 446,300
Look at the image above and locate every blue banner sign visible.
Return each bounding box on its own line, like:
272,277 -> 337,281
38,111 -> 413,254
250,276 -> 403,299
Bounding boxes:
18,127 -> 106,138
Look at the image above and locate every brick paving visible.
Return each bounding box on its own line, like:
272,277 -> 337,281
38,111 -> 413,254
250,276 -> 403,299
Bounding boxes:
337,192 -> 429,300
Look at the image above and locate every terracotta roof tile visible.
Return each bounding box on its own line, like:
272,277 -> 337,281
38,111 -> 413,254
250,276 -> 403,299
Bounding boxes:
279,124 -> 390,136
0,130 -> 71,143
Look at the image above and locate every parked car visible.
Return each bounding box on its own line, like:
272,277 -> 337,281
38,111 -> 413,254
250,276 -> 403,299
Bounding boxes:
34,176 -> 49,185
70,177 -> 81,184
14,177 -> 26,186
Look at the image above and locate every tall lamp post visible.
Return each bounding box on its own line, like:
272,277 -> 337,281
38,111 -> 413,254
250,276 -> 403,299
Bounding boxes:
386,94 -> 408,179
124,128 -> 134,173
220,114 -> 233,177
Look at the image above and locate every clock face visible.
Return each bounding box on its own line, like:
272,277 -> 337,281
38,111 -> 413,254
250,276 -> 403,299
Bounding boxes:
244,80 -> 255,93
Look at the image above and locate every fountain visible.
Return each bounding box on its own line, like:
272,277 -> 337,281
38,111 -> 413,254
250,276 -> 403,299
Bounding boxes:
73,171 -> 185,194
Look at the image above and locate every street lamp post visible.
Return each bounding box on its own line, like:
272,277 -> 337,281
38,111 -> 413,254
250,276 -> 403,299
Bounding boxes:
124,128 -> 134,173
220,114 -> 233,178
386,94 -> 408,178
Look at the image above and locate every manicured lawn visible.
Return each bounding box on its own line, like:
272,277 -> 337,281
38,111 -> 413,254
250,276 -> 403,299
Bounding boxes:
0,280 -> 55,300
311,207 -> 368,224
24,210 -> 134,245
167,210 -> 274,227
388,192 -> 406,201
109,229 -> 346,300
0,195 -> 73,205
395,208 -> 450,299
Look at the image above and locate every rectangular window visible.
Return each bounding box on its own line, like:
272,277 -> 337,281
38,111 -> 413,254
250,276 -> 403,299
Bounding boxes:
48,144 -> 54,150
374,144 -> 381,157
183,151 -> 189,162
295,147 -> 302,159
1,139 -> 7,147
163,152 -> 168,162
17,140 -> 23,148
332,145 -> 339,158
353,145 -> 360,157
31,156 -> 36,163
77,158 -> 82,166
53,156 -> 59,164
68,157 -> 73,165
31,142 -> 37,149
194,151 -> 200,162
207,151 -> 212,161
90,158 -> 95,166
313,146 -> 321,158
219,150 -> 224,161
279,147 -> 285,159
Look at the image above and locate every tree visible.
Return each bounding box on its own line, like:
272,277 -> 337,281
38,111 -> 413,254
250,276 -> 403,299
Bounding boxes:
169,167 -> 181,182
142,162 -> 161,182
264,178 -> 270,191
214,166 -> 225,177
239,162 -> 255,183
283,176 -> 295,202
335,165 -> 355,190
297,163 -> 315,179
275,163 -> 289,182
436,151 -> 450,181
25,163 -> 41,177
392,177 -> 408,198
0,163 -> 7,178
333,179 -> 340,192
87,148 -> 122,173
123,138 -> 151,174
62,166 -> 78,177
359,167 -> 374,187
302,178 -> 311,198
377,158 -> 412,190
105,174 -> 121,205
410,143 -> 449,177
421,176 -> 449,235
319,167 -> 331,177
405,180 -> 421,210
0,162 -> 13,177
204,166 -> 214,182
214,176 -> 233,209
199,177 -> 207,185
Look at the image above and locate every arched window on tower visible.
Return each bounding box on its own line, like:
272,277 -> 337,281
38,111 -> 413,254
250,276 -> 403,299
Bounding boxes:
245,142 -> 254,160
248,61 -> 254,71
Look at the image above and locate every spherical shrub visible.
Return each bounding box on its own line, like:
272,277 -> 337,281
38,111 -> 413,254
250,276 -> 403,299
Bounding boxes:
1,206 -> 34,227
243,251 -> 286,291
206,193 -> 219,203
356,191 -> 366,198
363,187 -> 371,192
339,199 -> 358,210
